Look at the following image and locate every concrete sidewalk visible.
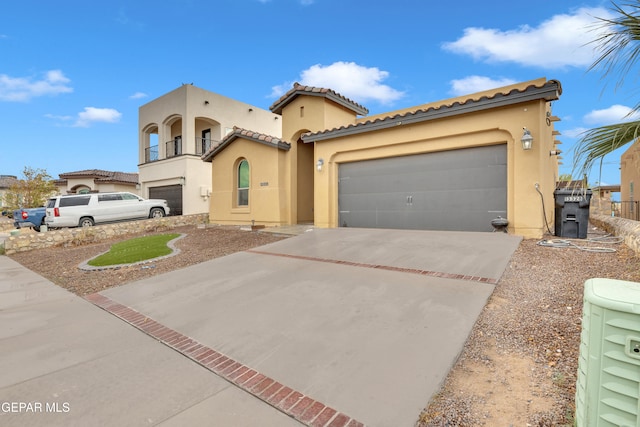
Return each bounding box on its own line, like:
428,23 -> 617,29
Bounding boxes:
1,228 -> 521,426
0,256 -> 302,427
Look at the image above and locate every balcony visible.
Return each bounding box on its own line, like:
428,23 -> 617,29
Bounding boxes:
196,137 -> 216,156
166,139 -> 182,158
143,137 -> 219,164
145,145 -> 159,163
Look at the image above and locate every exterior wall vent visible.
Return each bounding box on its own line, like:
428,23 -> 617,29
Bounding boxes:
576,278 -> 640,426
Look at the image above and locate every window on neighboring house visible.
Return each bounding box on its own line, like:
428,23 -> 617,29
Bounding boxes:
237,159 -> 249,206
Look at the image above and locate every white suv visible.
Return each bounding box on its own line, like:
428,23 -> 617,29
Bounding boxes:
45,192 -> 170,228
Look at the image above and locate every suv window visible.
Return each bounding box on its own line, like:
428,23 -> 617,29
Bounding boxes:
98,194 -> 122,202
59,196 -> 91,207
121,193 -> 140,200
46,199 -> 56,208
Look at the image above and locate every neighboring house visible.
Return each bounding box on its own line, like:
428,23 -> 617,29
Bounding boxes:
54,169 -> 139,195
138,84 -> 281,216
203,77 -> 563,238
619,140 -> 640,219
591,185 -> 620,217
0,175 -> 18,209
620,139 -> 640,203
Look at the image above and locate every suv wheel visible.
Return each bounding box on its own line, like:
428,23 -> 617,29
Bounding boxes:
149,208 -> 165,219
79,217 -> 94,227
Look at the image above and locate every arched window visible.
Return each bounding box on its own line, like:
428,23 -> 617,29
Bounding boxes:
237,159 -> 249,206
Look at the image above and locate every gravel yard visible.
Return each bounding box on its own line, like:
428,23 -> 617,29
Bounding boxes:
9,225 -> 287,296
8,223 -> 640,426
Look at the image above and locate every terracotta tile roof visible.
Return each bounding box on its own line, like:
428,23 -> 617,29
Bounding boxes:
96,172 -> 139,185
59,169 -> 113,178
269,82 -> 369,116
302,79 -> 562,143
202,127 -> 291,162
58,169 -> 139,185
0,175 -> 18,189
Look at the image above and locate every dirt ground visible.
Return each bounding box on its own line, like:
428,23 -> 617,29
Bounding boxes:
8,224 -> 640,426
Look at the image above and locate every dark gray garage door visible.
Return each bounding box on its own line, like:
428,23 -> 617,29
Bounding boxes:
338,145 -> 507,232
149,185 -> 182,216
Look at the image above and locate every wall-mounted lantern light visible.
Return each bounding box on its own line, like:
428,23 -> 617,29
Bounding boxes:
179,176 -> 186,186
316,158 -> 324,172
521,127 -> 533,150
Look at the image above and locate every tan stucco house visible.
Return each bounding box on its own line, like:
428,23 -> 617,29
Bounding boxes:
202,77 -> 562,238
138,84 -> 281,215
54,169 -> 139,195
621,139 -> 640,203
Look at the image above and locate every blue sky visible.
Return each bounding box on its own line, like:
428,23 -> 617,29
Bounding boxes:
1,0 -> 636,188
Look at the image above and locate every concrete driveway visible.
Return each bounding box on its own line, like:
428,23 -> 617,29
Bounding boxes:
0,228 -> 520,426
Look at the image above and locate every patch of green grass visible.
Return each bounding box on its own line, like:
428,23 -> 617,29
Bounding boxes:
88,233 -> 180,267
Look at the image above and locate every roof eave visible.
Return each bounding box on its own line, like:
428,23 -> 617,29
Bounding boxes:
202,134 -> 290,162
270,89 -> 368,116
302,81 -> 561,143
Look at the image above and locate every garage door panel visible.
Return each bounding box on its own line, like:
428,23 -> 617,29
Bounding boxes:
338,145 -> 507,232
149,185 -> 183,216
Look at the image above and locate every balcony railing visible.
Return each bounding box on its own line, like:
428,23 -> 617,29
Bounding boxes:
145,145 -> 159,162
143,137 -> 219,164
166,139 -> 182,158
196,137 -> 221,155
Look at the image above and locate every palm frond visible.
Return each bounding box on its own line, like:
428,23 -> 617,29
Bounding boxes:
588,2 -> 640,112
573,120 -> 640,177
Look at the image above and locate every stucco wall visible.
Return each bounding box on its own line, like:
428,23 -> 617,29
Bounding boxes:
279,96 -> 358,224
56,178 -> 138,195
139,156 -> 211,215
209,140 -> 288,226
311,98 -> 558,238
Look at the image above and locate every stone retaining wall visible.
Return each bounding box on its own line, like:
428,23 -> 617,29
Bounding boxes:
0,221 -> 15,232
3,214 -> 209,255
590,213 -> 640,255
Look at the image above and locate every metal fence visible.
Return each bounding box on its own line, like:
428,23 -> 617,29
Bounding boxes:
145,145 -> 158,163
166,140 -> 182,158
612,201 -> 640,221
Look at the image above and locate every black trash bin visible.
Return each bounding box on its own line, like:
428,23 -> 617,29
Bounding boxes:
554,188 -> 592,239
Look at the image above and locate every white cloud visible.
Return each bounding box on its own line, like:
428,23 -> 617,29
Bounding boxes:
129,92 -> 148,99
449,76 -> 518,96
584,105 -> 640,125
74,107 -> 122,128
443,7 -> 612,69
0,69 -> 73,102
272,61 -> 404,105
44,113 -> 73,121
561,127 -> 588,139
